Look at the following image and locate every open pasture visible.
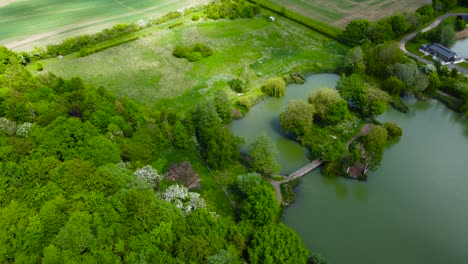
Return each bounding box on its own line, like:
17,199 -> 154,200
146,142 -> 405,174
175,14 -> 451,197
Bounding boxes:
36,16 -> 347,111
270,0 -> 431,27
0,0 -> 205,50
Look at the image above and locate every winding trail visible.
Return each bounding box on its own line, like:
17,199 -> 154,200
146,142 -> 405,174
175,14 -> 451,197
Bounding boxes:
399,13 -> 468,76
270,124 -> 375,204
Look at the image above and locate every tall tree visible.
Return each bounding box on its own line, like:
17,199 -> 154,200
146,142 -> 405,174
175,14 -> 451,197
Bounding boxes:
248,134 -> 279,176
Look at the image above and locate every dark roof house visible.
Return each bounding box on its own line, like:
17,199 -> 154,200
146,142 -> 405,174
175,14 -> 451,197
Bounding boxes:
420,43 -> 462,63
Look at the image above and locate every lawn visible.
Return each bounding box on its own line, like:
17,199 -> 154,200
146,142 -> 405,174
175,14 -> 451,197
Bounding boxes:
36,16 -> 347,111
269,0 -> 431,27
0,0 -> 204,50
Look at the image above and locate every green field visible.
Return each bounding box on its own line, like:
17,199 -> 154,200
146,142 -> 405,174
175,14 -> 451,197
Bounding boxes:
0,0 -> 204,50
269,0 -> 431,27
36,16 -> 347,111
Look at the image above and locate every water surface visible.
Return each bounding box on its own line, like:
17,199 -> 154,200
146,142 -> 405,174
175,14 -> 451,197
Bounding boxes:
231,73 -> 339,174
283,99 -> 468,264
452,38 -> 468,57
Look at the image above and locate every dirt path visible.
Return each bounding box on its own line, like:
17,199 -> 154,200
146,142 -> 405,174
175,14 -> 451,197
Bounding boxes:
3,0 -> 204,50
399,13 -> 468,76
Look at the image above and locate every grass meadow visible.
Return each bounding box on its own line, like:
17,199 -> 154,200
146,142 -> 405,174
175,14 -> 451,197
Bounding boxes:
0,0 -> 204,49
269,0 -> 431,27
36,16 -> 347,111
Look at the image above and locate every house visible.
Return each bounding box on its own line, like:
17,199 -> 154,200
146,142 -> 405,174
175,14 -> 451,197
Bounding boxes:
420,43 -> 463,64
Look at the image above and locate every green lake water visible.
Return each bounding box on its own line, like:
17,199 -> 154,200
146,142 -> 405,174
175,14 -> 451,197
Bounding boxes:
232,73 -> 468,263
231,73 -> 340,175
283,99 -> 468,264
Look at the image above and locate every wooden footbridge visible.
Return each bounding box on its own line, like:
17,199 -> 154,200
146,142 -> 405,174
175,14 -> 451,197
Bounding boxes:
269,124 -> 375,204
269,159 -> 323,204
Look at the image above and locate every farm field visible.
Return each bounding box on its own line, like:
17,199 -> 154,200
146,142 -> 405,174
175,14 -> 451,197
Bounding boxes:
35,16 -> 347,111
0,0 -> 205,51
269,0 -> 431,27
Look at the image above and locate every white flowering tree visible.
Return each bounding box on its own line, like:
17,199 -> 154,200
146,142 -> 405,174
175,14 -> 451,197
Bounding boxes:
16,122 -> 33,137
161,184 -> 207,216
0,118 -> 17,136
134,165 -> 162,189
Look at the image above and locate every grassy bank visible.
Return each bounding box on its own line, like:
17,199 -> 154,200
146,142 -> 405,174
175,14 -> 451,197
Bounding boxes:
35,16 -> 347,112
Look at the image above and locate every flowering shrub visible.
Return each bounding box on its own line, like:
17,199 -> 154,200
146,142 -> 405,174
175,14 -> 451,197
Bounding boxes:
161,184 -> 207,215
16,122 -> 33,137
134,165 -> 162,189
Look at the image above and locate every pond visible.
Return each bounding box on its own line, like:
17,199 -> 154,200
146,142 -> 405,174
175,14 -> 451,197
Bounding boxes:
283,98 -> 468,264
231,73 -> 340,175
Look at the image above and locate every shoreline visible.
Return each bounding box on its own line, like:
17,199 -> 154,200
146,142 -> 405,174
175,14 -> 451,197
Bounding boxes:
457,27 -> 468,39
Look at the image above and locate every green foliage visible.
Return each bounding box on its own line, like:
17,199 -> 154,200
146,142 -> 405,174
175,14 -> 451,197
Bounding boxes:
192,14 -> 200,21
344,46 -> 365,75
389,15 -> 408,37
248,134 -> 279,176
204,0 -> 259,20
454,18 -> 467,31
263,77 -> 286,97
235,172 -> 262,195
248,224 -> 309,264
323,142 -> 346,163
362,126 -> 388,170
280,101 -> 314,137
341,19 -> 371,45
241,185 -> 278,226
384,122 -> 403,140
229,78 -> 247,93
390,63 -> 429,94
383,77 -> 405,95
214,90 -> 233,124
337,74 -> 368,113
194,101 -> 243,170
172,43 -> 213,62
428,23 -> 457,47
416,4 -> 434,23
308,88 -> 349,124
0,47 -> 313,264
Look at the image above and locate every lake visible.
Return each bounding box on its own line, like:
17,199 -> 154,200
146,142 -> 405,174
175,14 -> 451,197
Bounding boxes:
232,73 -> 468,264
283,98 -> 468,264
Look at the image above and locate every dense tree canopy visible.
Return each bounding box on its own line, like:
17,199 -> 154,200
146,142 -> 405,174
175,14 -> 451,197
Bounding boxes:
0,46 -> 310,263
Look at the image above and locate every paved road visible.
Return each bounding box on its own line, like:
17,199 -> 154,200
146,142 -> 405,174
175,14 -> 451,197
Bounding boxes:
399,13 -> 468,75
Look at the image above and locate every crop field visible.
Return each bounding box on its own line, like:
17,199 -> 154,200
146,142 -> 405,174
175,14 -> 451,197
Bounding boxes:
36,16 -> 347,111
269,0 -> 431,27
0,0 -> 205,50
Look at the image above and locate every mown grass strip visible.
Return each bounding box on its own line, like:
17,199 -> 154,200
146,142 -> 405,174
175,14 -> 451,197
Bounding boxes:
248,0 -> 342,39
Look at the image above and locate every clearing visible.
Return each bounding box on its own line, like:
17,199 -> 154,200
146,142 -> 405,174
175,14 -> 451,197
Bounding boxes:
269,0 -> 431,28
0,0 -> 205,50
35,16 -> 347,111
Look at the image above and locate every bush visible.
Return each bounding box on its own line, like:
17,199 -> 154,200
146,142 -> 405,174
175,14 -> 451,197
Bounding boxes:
229,79 -> 246,93
263,77 -> 286,97
384,122 -> 402,140
193,43 -> 213,57
172,43 -> 213,62
186,51 -> 202,62
34,62 -> 44,71
192,14 -> 200,21
173,45 -> 190,58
